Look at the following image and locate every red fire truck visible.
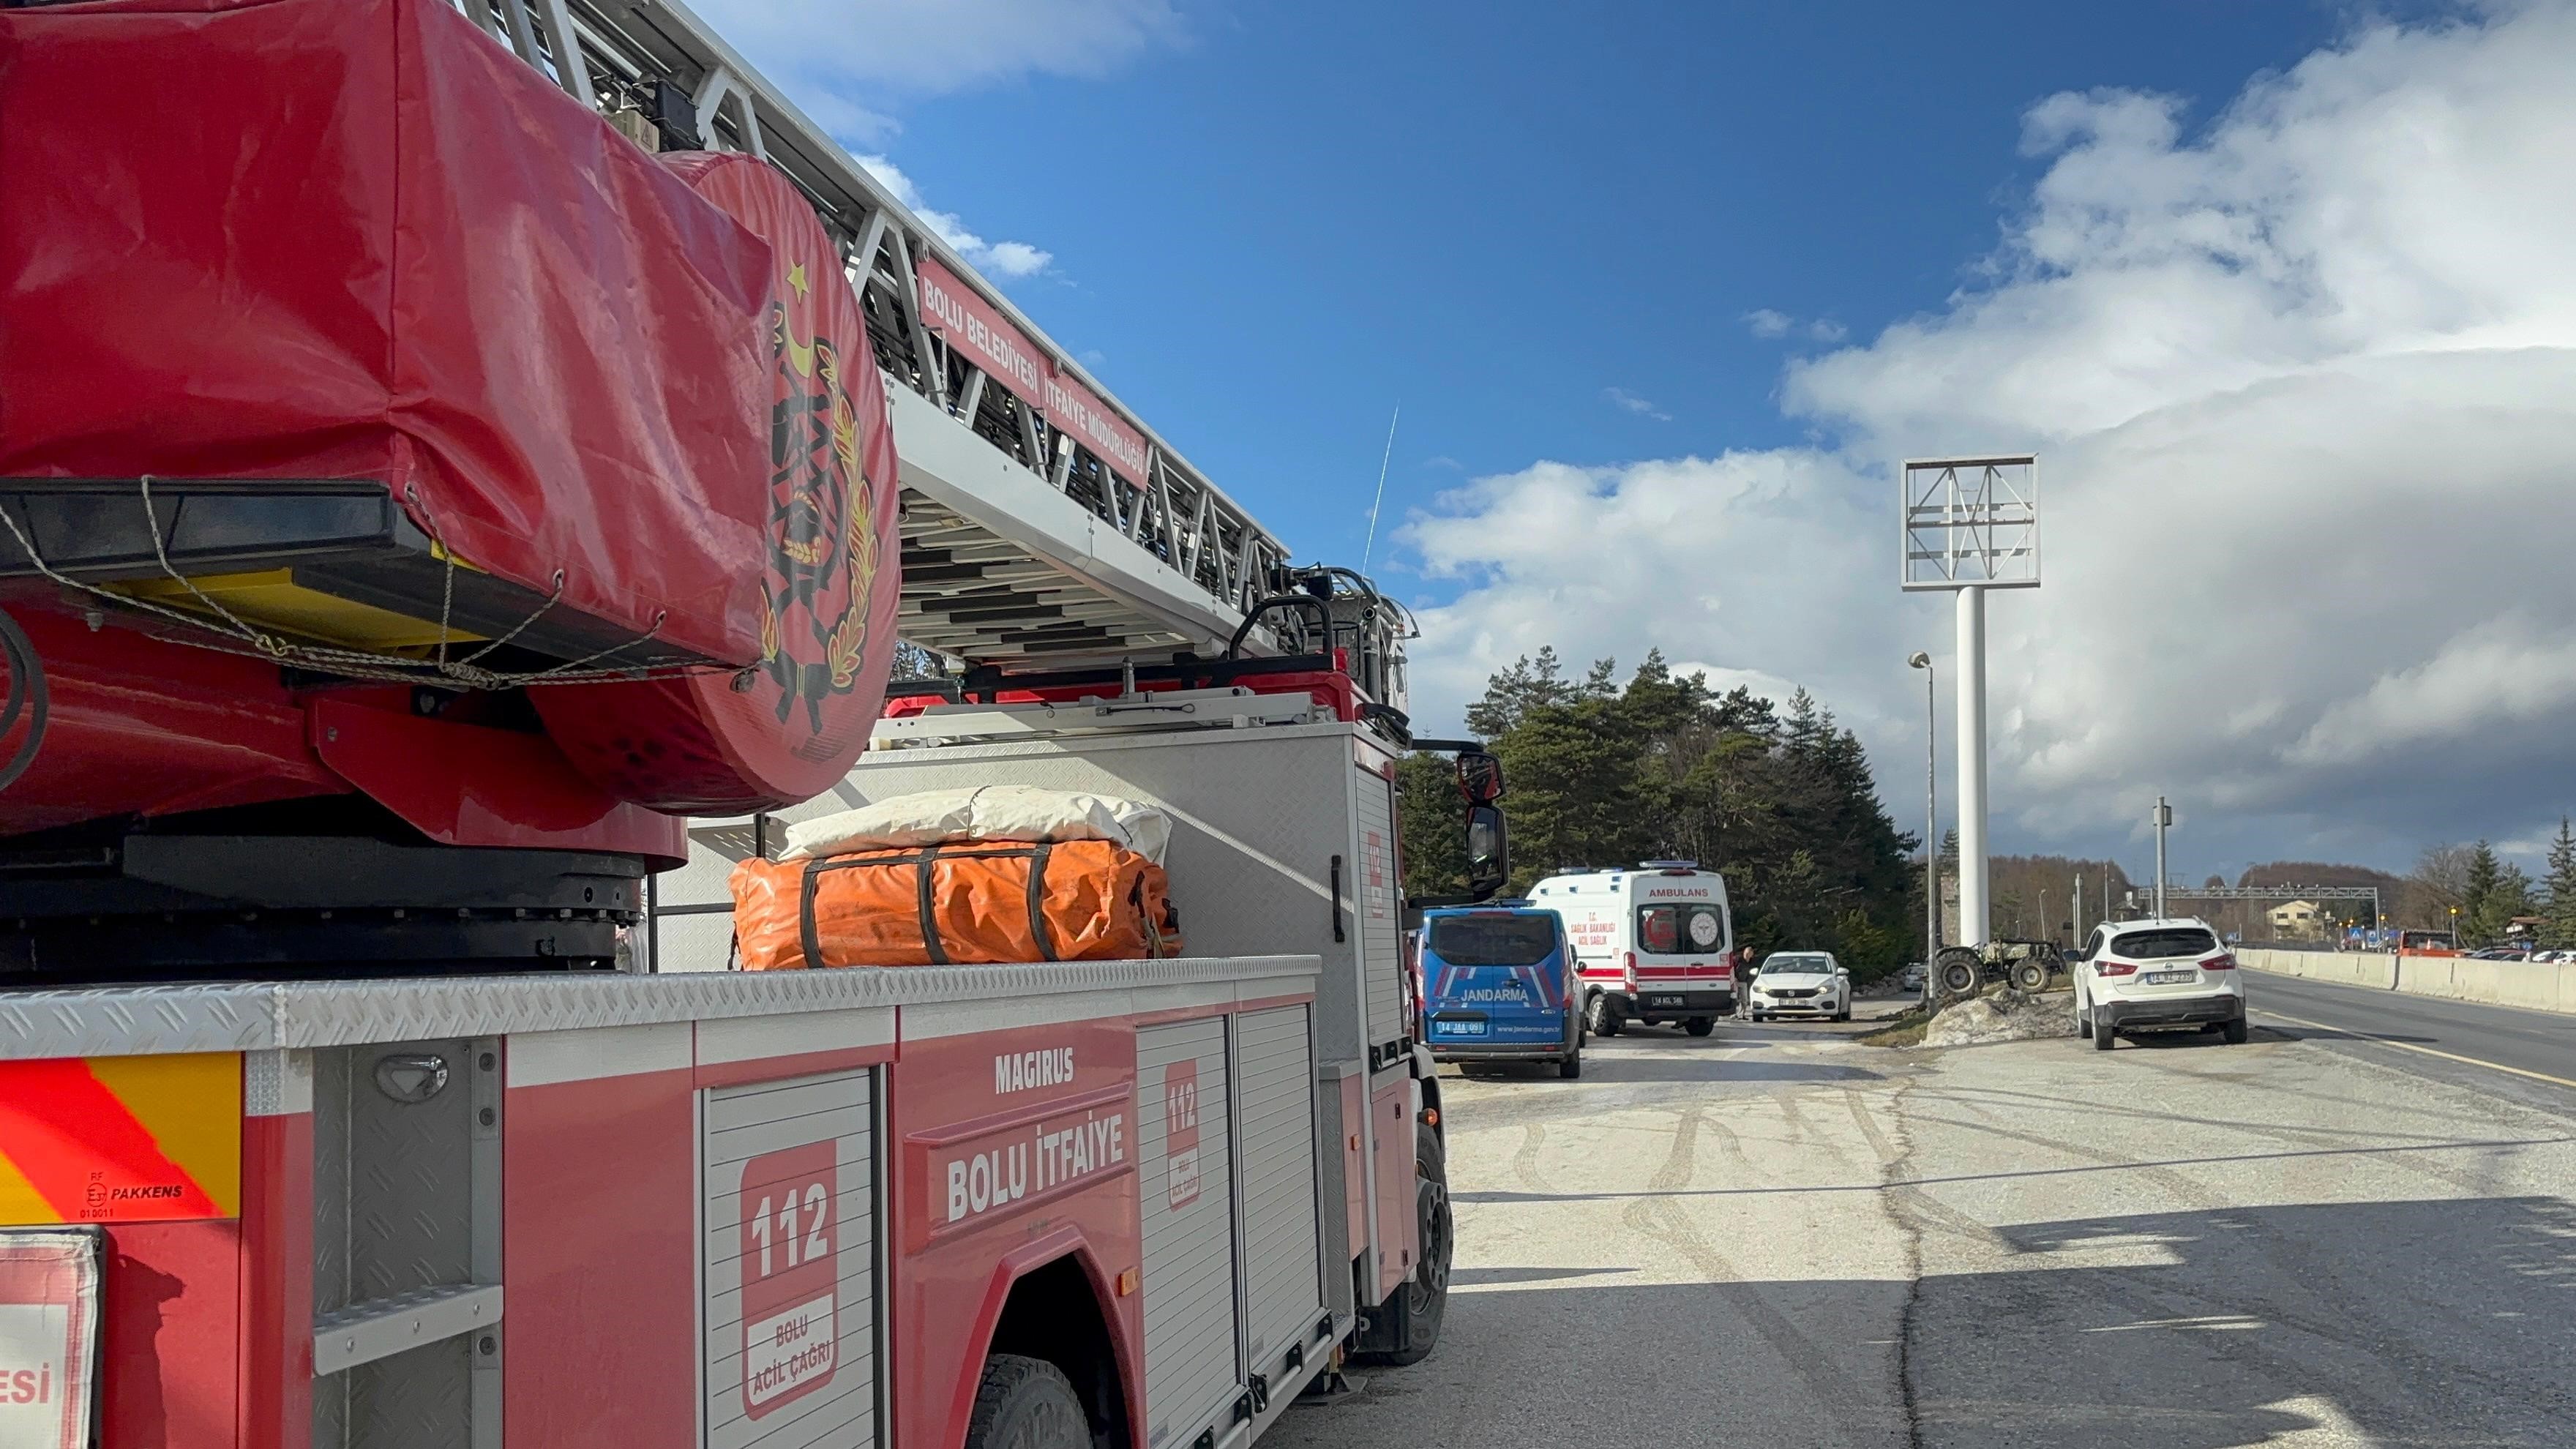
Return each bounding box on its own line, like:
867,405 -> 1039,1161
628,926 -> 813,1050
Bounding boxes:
0,1 -> 1506,1445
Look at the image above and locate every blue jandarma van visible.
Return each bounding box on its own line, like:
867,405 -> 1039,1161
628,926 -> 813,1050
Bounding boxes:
1418,902 -> 1584,1079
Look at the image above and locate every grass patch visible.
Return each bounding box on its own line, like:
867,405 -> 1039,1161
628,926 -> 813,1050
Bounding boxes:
1856,1005 -> 1933,1047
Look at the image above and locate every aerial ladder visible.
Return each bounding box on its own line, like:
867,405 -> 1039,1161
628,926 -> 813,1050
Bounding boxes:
487,0 -> 1395,675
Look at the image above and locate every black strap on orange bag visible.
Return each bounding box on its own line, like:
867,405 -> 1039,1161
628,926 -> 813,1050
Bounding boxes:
793,842 -> 1059,968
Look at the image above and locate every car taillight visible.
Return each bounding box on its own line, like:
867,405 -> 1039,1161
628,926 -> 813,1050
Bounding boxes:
2096,962 -> 2138,977
2203,954 -> 2236,970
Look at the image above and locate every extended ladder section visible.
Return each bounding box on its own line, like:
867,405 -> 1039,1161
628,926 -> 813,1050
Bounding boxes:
450,0 -> 1301,664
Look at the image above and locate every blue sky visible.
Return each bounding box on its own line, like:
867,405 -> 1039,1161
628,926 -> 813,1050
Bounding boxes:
705,0 -> 2576,884
853,1 -> 2354,552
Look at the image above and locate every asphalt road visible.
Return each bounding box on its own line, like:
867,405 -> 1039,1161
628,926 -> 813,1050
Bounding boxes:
1266,995 -> 2576,1449
2242,966 -> 2576,1106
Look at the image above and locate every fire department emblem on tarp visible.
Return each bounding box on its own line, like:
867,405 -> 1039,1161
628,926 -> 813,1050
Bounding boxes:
761,260 -> 883,733
534,150 -> 905,812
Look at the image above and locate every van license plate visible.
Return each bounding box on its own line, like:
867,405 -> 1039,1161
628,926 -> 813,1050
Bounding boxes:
2143,970 -> 2195,985
1438,1020 -> 1488,1036
1648,995 -> 1685,1008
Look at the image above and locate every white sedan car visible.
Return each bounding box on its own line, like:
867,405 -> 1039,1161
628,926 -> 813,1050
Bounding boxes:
1748,951 -> 1852,1022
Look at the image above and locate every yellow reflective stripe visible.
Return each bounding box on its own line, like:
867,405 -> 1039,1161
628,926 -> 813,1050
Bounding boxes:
83,1053 -> 242,1217
0,1149 -> 50,1226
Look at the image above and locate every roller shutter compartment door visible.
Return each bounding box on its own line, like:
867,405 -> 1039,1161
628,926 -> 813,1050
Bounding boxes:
1234,1005 -> 1325,1381
702,1070 -> 876,1449
1355,767 -> 1403,1057
1137,1018 -> 1240,1448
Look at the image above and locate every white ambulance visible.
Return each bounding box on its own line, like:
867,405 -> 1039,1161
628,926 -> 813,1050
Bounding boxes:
1529,861 -> 1737,1037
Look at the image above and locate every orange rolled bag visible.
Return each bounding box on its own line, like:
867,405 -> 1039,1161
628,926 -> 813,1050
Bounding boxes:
729,788 -> 1184,969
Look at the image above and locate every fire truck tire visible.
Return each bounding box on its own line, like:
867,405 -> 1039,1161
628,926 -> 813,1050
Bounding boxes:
963,1354 -> 1090,1449
1683,1017 -> 1715,1037
1585,992 -> 1623,1037
1358,1123 -> 1450,1366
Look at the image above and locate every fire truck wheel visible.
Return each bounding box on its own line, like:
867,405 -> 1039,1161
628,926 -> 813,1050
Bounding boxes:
964,1353 -> 1090,1449
1359,1123 -> 1450,1366
1585,992 -> 1623,1037
1683,1016 -> 1715,1037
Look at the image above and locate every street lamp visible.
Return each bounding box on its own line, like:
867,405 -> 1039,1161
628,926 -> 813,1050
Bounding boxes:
1909,651 -> 1936,973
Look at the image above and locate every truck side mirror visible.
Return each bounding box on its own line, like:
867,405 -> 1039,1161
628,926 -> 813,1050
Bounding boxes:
1464,803 -> 1508,901
1456,749 -> 1505,805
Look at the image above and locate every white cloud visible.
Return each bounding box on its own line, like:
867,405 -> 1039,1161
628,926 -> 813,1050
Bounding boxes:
1603,387 -> 1673,422
1409,1 -> 2576,864
1669,661 -> 1807,706
1400,451 -> 1897,735
687,3 -> 1179,285
1745,309 -> 1846,342
2287,618 -> 2576,768
983,242 -> 1053,279
855,154 -> 1055,279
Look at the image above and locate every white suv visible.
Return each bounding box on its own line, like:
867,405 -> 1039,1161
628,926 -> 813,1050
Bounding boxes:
1748,951 -> 1852,1022
2073,918 -> 2247,1050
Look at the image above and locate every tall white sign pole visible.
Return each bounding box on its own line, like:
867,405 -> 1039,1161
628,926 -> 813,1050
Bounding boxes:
1901,456 -> 2038,950
1955,585 -> 1989,946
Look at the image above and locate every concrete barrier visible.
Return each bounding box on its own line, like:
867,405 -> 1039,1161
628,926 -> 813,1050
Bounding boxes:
2238,947 -> 2395,990
2237,946 -> 2576,1015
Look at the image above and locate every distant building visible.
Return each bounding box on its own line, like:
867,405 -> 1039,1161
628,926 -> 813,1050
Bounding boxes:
2267,899 -> 2324,940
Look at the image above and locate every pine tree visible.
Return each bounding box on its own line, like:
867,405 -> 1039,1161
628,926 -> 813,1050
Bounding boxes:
2460,841 -> 2501,943
2470,862 -> 2535,946
2543,818 -> 2576,949
1464,646 -> 1574,738
1400,648 -> 1916,981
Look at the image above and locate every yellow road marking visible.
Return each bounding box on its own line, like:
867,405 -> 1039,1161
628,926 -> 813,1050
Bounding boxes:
2255,1007 -> 2576,1090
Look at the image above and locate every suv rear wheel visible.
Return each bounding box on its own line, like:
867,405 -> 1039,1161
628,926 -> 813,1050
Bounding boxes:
2221,1017 -> 2250,1045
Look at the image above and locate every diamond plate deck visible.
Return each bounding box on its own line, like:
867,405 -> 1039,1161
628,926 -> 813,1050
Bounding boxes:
0,956 -> 1319,1058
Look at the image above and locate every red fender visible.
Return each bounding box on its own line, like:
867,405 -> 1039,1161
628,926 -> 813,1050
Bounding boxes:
945,1228 -> 1144,1449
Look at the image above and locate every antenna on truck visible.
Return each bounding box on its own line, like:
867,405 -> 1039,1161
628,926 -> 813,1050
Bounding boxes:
1360,402 -> 1399,574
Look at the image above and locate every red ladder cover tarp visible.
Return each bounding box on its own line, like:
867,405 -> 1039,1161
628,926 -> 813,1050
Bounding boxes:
0,0 -> 776,667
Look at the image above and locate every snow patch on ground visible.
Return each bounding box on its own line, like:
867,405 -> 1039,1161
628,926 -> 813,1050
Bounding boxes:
1923,990 -> 2075,1049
